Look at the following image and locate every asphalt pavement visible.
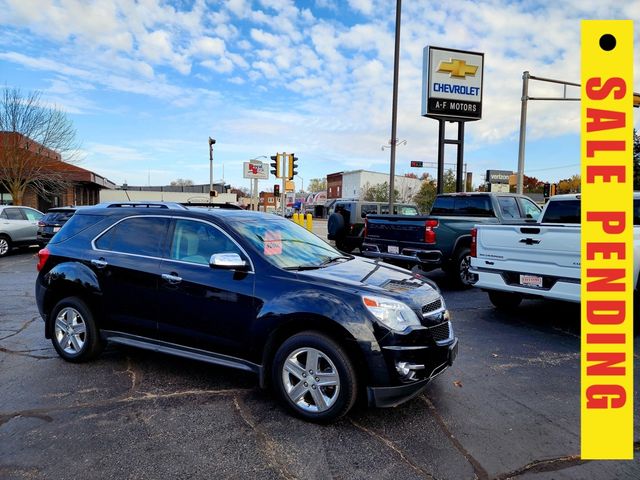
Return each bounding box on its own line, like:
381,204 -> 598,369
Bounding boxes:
1,247 -> 638,479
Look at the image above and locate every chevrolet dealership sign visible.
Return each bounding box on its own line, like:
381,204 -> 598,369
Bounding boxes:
422,46 -> 484,121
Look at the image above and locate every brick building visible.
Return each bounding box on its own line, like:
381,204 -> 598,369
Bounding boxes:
0,132 -> 114,210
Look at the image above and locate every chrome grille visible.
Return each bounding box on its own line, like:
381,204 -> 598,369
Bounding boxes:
421,298 -> 443,315
428,321 -> 451,342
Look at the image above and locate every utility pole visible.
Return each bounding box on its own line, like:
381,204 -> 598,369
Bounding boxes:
388,0 -> 402,213
208,137 -> 216,204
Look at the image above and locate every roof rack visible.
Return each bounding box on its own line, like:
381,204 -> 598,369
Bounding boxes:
182,202 -> 243,210
95,202 -> 188,210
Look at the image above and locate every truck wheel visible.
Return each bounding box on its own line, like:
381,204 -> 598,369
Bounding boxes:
272,331 -> 357,423
449,247 -> 475,289
335,239 -> 354,253
488,291 -> 522,310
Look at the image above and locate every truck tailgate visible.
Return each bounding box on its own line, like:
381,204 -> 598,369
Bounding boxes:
474,224 -> 580,278
365,215 -> 430,243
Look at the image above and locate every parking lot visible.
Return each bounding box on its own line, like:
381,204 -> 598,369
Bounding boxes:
1,248 -> 638,479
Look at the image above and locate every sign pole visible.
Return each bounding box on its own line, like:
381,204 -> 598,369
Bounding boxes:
437,119 -> 445,194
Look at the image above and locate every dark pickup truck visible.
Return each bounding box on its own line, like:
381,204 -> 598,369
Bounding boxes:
361,192 -> 542,287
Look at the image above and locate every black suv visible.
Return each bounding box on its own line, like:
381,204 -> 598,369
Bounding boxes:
37,207 -> 77,246
36,202 -> 457,422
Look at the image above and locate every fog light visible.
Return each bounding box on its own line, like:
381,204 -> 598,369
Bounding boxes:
395,361 -> 425,381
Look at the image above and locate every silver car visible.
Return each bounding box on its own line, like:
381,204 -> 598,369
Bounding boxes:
0,205 -> 44,257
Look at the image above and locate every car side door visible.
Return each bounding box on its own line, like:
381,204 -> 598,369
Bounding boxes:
20,207 -> 43,241
156,218 -> 257,357
91,215 -> 171,338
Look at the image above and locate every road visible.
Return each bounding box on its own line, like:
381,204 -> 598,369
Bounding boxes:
1,248 -> 638,479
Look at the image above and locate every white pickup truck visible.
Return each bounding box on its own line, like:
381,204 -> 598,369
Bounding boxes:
469,193 -> 640,310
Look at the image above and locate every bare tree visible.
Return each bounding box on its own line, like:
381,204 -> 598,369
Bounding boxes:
0,88 -> 79,205
170,178 -> 194,186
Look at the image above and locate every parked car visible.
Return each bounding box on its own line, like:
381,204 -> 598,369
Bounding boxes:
327,199 -> 420,253
37,207 -> 77,246
35,202 -> 457,422
470,193 -> 640,311
0,205 -> 44,257
361,193 -> 542,288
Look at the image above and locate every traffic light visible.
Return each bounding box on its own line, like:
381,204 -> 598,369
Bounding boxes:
270,154 -> 280,178
543,183 -> 550,198
410,161 -> 424,168
288,153 -> 298,180
274,184 -> 280,196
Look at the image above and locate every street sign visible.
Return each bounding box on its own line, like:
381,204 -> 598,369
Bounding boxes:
410,161 -> 424,167
243,161 -> 269,179
285,180 -> 295,192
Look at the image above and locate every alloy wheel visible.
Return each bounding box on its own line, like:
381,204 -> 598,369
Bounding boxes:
0,238 -> 9,256
281,347 -> 340,413
54,307 -> 87,355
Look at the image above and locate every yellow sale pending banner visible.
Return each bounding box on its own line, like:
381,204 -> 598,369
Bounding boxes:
581,20 -> 634,459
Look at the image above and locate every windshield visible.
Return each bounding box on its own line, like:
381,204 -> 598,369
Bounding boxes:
228,216 -> 346,269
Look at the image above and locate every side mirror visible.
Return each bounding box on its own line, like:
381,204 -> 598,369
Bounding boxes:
209,253 -> 249,271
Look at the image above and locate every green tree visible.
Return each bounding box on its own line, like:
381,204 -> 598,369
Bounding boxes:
440,169 -> 457,193
361,181 -> 399,202
633,129 -> 639,191
413,178 -> 437,212
307,178 -> 326,193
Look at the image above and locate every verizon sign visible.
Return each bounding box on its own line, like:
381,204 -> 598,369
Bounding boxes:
422,46 -> 484,121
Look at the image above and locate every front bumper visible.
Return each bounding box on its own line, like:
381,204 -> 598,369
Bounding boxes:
367,337 -> 458,407
361,243 -> 443,268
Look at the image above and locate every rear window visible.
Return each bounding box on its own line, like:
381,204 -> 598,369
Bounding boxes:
50,214 -> 105,244
43,211 -> 75,224
361,204 -> 378,218
431,196 -> 494,216
541,199 -> 580,224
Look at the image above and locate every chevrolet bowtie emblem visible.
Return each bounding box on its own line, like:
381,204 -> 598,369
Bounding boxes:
437,59 -> 478,78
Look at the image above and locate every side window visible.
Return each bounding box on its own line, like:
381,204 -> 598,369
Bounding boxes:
519,197 -> 541,220
497,197 -> 520,219
0,210 -> 7,220
361,204 -> 378,218
96,217 -> 170,257
169,219 -> 241,265
4,208 -> 25,220
633,199 -> 639,226
542,200 -> 580,224
21,208 -> 43,221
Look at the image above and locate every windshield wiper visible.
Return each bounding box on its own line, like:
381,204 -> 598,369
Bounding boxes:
282,265 -> 323,271
319,255 -> 353,267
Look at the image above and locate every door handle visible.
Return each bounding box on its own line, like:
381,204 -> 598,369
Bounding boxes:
91,259 -> 108,269
161,273 -> 182,284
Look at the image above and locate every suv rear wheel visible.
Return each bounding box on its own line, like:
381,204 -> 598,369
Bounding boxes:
272,331 -> 357,423
449,247 -> 475,289
50,297 -> 104,362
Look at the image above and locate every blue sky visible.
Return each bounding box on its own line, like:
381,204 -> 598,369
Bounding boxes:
0,0 -> 638,192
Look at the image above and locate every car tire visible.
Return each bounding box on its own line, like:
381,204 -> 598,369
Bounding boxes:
488,291 -> 523,310
272,331 -> 357,423
449,247 -> 475,289
335,239 -> 354,253
0,234 -> 12,257
50,297 -> 104,363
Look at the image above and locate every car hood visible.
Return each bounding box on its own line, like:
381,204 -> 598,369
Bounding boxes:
296,257 -> 442,311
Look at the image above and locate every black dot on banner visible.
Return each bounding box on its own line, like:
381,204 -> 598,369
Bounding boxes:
599,34 -> 616,51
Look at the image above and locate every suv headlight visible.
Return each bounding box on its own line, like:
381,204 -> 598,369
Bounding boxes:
362,295 -> 421,332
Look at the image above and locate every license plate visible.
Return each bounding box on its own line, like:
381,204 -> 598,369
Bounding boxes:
388,245 -> 399,254
520,274 -> 543,287
53,226 -> 61,233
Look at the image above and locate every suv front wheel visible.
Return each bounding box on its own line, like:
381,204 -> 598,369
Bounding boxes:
50,297 -> 104,362
272,331 -> 357,423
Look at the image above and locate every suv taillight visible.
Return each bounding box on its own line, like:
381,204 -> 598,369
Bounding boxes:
470,228 -> 477,258
37,248 -> 50,272
424,219 -> 438,244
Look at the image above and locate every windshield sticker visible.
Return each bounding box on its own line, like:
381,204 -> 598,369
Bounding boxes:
264,231 -> 283,256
